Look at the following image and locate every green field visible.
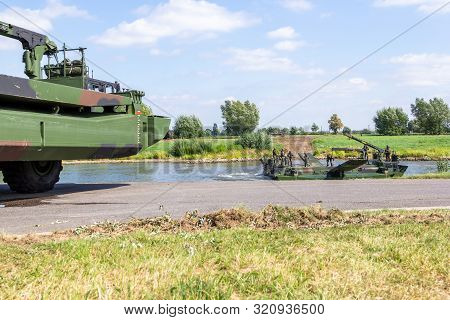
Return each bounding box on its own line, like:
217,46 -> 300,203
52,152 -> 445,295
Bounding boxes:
1,206 -> 448,299
312,135 -> 450,159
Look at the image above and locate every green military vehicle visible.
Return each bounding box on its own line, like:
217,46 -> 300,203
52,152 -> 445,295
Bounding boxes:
0,21 -> 170,193
262,134 -> 408,180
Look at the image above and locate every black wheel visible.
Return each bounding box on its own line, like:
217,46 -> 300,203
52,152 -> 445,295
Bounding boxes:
1,161 -> 62,193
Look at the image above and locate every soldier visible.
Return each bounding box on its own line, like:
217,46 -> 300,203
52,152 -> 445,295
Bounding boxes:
280,149 -> 285,166
392,152 -> 398,163
287,150 -> 294,166
114,81 -> 121,93
385,145 -> 391,162
362,145 -> 369,160
326,154 -> 331,167
272,148 -> 277,159
303,152 -> 309,167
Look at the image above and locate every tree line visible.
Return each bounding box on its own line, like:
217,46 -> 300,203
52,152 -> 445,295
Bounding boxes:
170,96 -> 450,139
374,98 -> 450,135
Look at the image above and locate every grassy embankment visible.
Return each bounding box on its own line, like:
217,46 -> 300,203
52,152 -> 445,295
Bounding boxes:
312,135 -> 450,160
1,206 -> 448,299
131,137 -> 278,161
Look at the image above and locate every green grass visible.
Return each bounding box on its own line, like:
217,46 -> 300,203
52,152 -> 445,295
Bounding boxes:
131,138 -> 273,160
312,135 -> 450,159
0,206 -> 448,299
402,171 -> 450,179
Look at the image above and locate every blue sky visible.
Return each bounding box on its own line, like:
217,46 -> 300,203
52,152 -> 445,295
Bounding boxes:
0,0 -> 449,130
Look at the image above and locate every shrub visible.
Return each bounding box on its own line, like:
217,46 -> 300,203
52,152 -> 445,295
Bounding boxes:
236,132 -> 272,150
437,160 -> 448,173
173,115 -> 204,138
169,139 -> 236,157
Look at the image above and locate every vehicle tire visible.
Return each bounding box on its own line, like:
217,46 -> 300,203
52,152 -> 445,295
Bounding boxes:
1,161 -> 62,193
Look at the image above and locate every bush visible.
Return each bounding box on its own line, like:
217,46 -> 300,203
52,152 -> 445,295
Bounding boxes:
169,139 -> 236,157
173,115 -> 204,139
235,132 -> 272,150
437,160 -> 448,173
342,127 -> 352,135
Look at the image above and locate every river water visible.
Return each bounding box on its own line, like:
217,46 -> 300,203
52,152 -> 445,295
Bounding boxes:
57,160 -> 438,184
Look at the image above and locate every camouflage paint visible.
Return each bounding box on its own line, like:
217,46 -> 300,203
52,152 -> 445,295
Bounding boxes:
0,75 -> 130,108
0,19 -> 170,163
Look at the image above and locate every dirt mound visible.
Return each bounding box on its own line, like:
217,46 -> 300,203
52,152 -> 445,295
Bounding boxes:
275,136 -> 313,154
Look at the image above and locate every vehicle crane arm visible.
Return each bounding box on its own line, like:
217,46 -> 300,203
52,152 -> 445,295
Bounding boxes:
344,133 -> 385,153
0,20 -> 57,79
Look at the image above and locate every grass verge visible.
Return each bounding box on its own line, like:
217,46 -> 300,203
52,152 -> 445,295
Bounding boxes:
1,206 -> 449,300
312,135 -> 450,160
401,171 -> 450,179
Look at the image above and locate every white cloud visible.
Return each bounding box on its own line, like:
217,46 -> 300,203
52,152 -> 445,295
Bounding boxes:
268,27 -> 306,51
389,53 -> 450,86
149,48 -> 182,56
320,12 -> 334,19
267,26 -> 298,39
226,48 -> 323,75
373,0 -> 450,13
281,0 -> 313,11
133,4 -> 154,16
274,40 -> 305,51
321,77 -> 372,97
0,0 -> 91,50
348,77 -> 370,90
92,0 -> 258,47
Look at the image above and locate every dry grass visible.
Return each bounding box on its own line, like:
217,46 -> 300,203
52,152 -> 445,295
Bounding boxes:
0,206 -> 449,300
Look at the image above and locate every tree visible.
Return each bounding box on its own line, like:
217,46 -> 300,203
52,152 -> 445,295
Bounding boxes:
281,128 -> 289,136
289,126 -> 298,135
266,126 -> 280,135
204,129 -> 212,137
342,126 -> 352,135
407,120 -> 419,134
328,114 -> 344,134
411,98 -> 450,135
212,123 -> 219,137
221,100 -> 260,135
373,107 -> 409,136
173,115 -> 203,139
311,123 -> 319,133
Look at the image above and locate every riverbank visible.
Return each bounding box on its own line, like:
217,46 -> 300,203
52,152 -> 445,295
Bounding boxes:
64,158 -> 262,165
64,135 -> 449,164
1,206 -> 448,299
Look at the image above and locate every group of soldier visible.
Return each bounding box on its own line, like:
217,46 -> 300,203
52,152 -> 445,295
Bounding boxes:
270,143 -> 399,170
272,148 -> 295,166
371,145 -> 399,162
272,149 -> 317,168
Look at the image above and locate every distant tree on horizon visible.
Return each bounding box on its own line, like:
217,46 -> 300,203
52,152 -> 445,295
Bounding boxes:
373,107 -> 409,136
328,114 -> 344,134
212,123 -> 219,137
311,123 -> 319,133
342,126 -> 352,135
289,126 -> 298,135
411,98 -> 449,135
221,100 -> 260,135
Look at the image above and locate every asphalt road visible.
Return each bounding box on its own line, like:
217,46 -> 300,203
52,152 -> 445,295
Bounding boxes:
1,179 -> 450,234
